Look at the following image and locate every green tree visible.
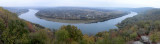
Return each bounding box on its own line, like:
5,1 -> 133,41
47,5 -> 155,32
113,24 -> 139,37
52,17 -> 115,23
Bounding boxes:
60,25 -> 83,41
150,31 -> 160,43
1,20 -> 30,44
55,29 -> 70,44
0,18 -> 5,31
30,29 -> 52,44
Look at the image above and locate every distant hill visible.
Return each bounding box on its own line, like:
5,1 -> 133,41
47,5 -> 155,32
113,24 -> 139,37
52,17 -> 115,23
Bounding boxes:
102,7 -> 155,13
4,7 -> 29,15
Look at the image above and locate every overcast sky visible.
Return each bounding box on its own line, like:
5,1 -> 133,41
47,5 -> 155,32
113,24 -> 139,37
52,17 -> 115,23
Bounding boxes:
0,0 -> 160,8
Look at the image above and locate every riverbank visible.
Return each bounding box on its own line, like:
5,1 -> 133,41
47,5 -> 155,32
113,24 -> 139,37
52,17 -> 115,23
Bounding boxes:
37,16 -> 96,24
36,12 -> 130,24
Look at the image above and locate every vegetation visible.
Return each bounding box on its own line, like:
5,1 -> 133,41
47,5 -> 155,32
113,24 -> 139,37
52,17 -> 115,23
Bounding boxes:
117,9 -> 160,43
0,7 -> 53,44
1,7 -> 160,44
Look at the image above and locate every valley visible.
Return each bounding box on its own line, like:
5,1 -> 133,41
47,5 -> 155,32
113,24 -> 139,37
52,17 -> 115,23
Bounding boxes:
1,7 -> 160,44
1,0 -> 160,44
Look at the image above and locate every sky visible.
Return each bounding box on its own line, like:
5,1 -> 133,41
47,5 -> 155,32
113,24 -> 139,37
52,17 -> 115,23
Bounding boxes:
0,0 -> 160,8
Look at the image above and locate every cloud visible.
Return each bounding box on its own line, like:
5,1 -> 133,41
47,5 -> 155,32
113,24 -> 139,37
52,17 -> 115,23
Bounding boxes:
0,0 -> 160,8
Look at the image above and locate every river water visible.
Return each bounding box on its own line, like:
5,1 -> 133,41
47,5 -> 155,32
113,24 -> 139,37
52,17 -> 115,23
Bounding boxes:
19,9 -> 137,35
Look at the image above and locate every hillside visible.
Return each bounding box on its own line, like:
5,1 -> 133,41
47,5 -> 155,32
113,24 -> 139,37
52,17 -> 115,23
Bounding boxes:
36,7 -> 129,23
116,8 -> 160,43
0,7 -> 52,44
118,9 -> 160,28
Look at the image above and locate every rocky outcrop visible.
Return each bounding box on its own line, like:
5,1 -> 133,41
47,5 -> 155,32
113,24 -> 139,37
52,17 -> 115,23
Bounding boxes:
133,36 -> 151,44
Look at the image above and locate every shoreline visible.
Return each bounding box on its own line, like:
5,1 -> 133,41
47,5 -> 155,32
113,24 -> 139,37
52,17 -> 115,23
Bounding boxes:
35,12 -> 130,24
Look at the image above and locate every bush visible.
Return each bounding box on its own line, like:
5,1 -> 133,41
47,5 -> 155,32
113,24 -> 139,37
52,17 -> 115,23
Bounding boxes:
30,29 -> 52,44
55,29 -> 70,43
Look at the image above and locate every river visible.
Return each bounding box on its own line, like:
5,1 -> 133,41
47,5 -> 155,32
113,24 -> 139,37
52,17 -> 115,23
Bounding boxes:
19,9 -> 138,35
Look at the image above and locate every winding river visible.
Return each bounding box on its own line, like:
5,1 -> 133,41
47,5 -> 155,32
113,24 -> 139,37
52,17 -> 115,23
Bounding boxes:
19,9 -> 137,35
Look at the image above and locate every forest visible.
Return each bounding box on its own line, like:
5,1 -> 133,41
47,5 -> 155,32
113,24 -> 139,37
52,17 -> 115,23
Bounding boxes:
0,7 -> 160,44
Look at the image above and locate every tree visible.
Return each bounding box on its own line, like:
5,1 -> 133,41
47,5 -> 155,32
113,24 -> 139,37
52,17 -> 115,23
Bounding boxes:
60,25 -> 83,41
129,32 -> 137,40
150,31 -> 160,43
1,20 -> 30,44
0,18 -> 5,31
55,29 -> 70,44
30,29 -> 52,44
80,35 -> 95,44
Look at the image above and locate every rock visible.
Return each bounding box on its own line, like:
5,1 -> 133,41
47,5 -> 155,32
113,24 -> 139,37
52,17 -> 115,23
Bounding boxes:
140,36 -> 152,44
141,36 -> 150,42
133,41 -> 144,44
157,42 -> 160,44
